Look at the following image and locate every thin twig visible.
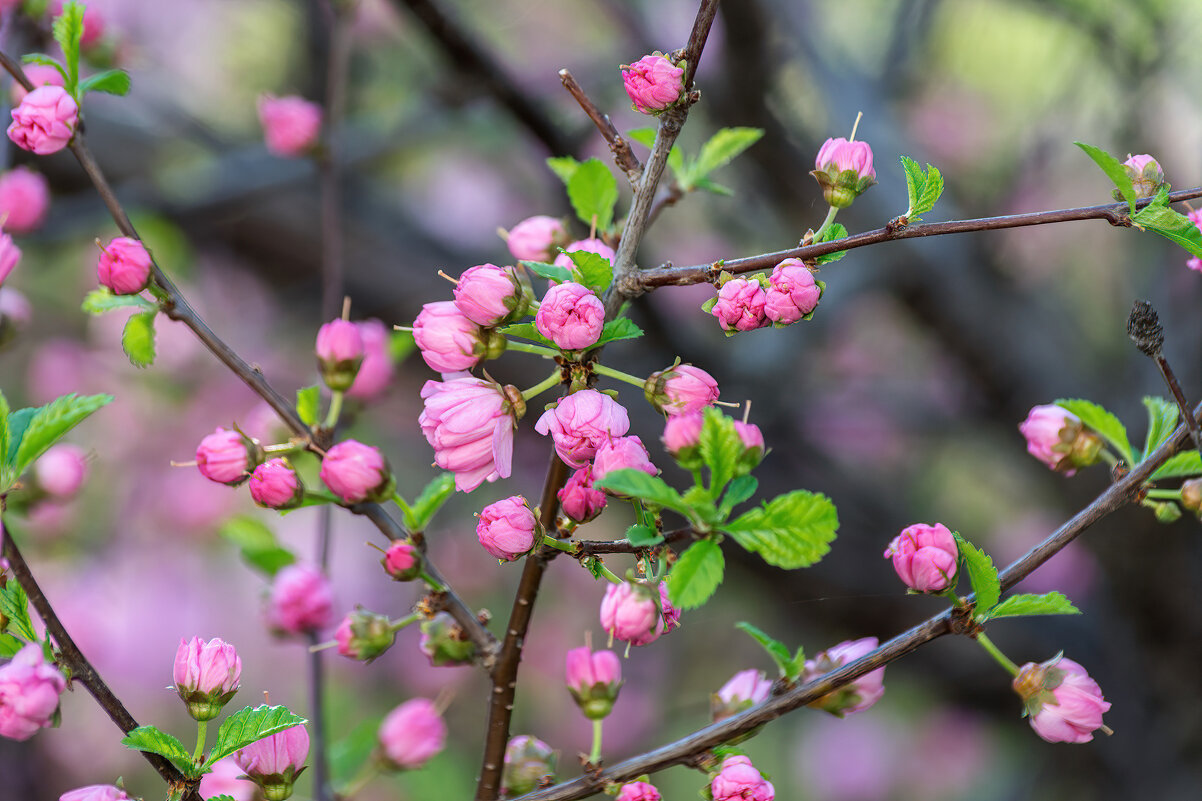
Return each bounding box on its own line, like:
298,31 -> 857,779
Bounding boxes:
1127,300 -> 1202,454
558,68 -> 642,184
573,527 -> 696,556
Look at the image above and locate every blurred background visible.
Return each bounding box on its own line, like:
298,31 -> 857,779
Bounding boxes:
2,0 -> 1202,799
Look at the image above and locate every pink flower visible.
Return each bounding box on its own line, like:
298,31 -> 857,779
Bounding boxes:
565,645 -> 622,719
557,464 -> 607,523
645,364 -> 719,416
379,698 -> 446,770
599,580 -> 676,647
764,258 -> 822,324
592,435 -> 657,484
198,758 -> 256,801
33,443 -> 87,498
711,755 -> 775,801
1122,153 -> 1164,198
96,236 -> 152,295
535,282 -> 605,350
0,287 -> 31,334
734,420 -> 765,473
257,94 -> 322,157
7,85 -> 77,155
1013,656 -> 1110,743
507,215 -> 566,262
476,495 -> 538,561
711,278 -> 769,333
10,65 -> 64,104
502,735 -> 557,795
334,608 -> 395,662
454,263 -> 529,327
59,787 -> 130,801
0,643 -> 66,741
382,539 -> 421,581
315,318 -> 364,392
712,669 -> 773,722
235,724 -> 309,799
320,440 -> 393,504
346,319 -> 394,400
248,458 -> 303,509
553,238 -> 615,270
534,389 -> 630,468
173,636 -> 241,721
813,137 -> 877,208
0,167 -> 50,234
267,563 -> 334,635
1019,404 -> 1081,475
413,300 -> 488,374
195,427 -> 259,486
884,522 -> 959,593
0,233 -> 19,287
615,781 -> 662,801
622,53 -> 685,114
803,637 -> 886,717
662,411 -> 703,455
419,375 -> 519,492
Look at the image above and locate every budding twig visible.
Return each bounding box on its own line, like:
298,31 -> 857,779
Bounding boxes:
1127,299 -> 1202,455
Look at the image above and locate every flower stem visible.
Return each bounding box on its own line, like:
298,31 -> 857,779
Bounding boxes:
976,632 -> 1020,677
542,534 -> 576,553
1145,488 -> 1181,500
388,613 -> 421,632
506,340 -> 560,359
192,718 -> 208,766
322,390 -> 344,429
813,205 -> 840,241
1099,449 -> 1119,468
419,568 -> 445,591
521,371 -> 564,401
588,718 -> 604,764
590,559 -> 623,585
593,363 -> 647,388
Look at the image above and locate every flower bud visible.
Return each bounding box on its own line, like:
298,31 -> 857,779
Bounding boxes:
0,166 -> 50,234
592,435 -> 658,487
709,276 -> 769,334
536,282 -> 605,351
382,539 -> 421,581
198,757 -> 256,801
413,300 -> 497,373
644,363 -> 719,416
378,698 -> 446,770
711,668 -> 772,723
615,781 -> 662,801
711,755 -> 775,801
883,523 -> 958,593
565,646 -> 622,719
235,724 -> 309,801
1180,478 -> 1202,514
811,136 -> 877,209
662,412 -> 704,469
454,263 -> 531,327
0,643 -> 66,741
534,389 -> 631,468
764,258 -> 822,325
804,638 -> 886,717
476,495 -> 539,561
502,735 -> 557,796
196,427 -> 261,486
335,607 -> 395,662
599,580 -> 678,647
7,85 -> 78,155
10,65 -> 64,105
248,458 -> 304,510
173,636 -> 241,721
1012,655 -> 1110,743
0,233 -> 19,290
33,444 -> 87,499
557,465 -> 607,523
1120,153 -> 1165,200
506,215 -> 567,262
346,319 -> 395,400
419,611 -> 477,667
59,786 -> 131,801
315,318 -> 364,392
96,237 -> 152,296
621,53 -> 685,115
1019,405 -> 1100,476
257,94 -> 322,158
734,421 -> 765,474
267,563 -> 334,636
320,439 -> 394,504
553,238 -> 615,270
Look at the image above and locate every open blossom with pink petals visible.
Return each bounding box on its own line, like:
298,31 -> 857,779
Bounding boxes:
1014,655 -> 1110,743
7,85 -> 77,155
535,282 -> 605,350
413,300 -> 490,374
257,94 -> 322,157
0,167 -> 50,234
96,236 -> 152,295
711,755 -> 775,801
59,786 -> 130,801
476,495 -> 538,561
803,637 -> 886,717
557,464 -> 607,523
765,259 -> 822,324
553,238 -> 615,270
615,781 -> 661,801
710,278 -> 768,333
506,215 -> 565,262
534,389 -> 630,468
419,375 -> 520,492
884,522 -> 959,593
645,363 -> 719,416
622,53 -> 685,114
0,643 -> 66,741
379,698 -> 447,770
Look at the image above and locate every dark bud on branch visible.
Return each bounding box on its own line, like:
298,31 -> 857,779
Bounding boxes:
1126,299 -> 1164,357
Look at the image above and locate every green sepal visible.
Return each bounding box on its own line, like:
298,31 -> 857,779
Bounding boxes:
667,538 -> 724,609
201,704 -> 308,770
722,490 -> 838,569
953,532 -> 1000,618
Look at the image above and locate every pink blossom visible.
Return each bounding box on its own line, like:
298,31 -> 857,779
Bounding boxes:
173,636 -> 241,721
7,85 -> 77,155
1014,656 -> 1110,743
0,167 -> 50,234
379,698 -> 447,770
96,236 -> 152,295
711,278 -> 768,333
454,263 -> 528,327
267,563 -> 334,635
0,288 -> 31,333
803,637 -> 886,717
600,580 -> 676,647
622,54 -> 685,114
615,781 -> 662,801
507,215 -> 565,262
334,608 -> 395,661
713,668 -> 772,722
10,65 -> 64,104
662,411 -> 703,455
195,427 -> 258,486
382,539 -> 420,581
764,259 -> 822,324
315,318 -> 364,392
413,300 -> 487,373
476,495 -> 538,561
711,755 -> 775,801
235,724 -> 309,799
419,375 -> 518,492
565,644 -> 623,719
646,363 -> 719,416
0,643 -> 66,741
1122,153 -> 1164,198
734,420 -> 765,473
1019,405 -> 1079,475
502,735 -> 557,795
557,464 -> 607,523
816,137 -> 876,180
248,458 -> 303,509
320,439 -> 392,504
257,94 -> 322,157
59,787 -> 130,801
535,282 -> 605,350
346,319 -> 394,400
884,522 -> 959,593
534,389 -> 630,468
592,435 -> 657,484
34,443 -> 87,498
0,232 -> 18,287
553,238 -> 615,270
198,758 -> 256,801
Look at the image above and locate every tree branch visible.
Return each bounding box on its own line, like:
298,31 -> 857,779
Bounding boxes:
558,69 -> 642,185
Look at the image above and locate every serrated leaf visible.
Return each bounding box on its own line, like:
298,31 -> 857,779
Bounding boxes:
296,385 -> 320,427
1054,398 -> 1135,464
411,472 -> 456,530
81,288 -> 157,315
52,1 -> 84,93
519,260 -> 573,284
498,320 -> 558,348
5,407 -> 37,471
566,158 -> 618,232
1132,195 -> 1202,257
686,127 -> 763,188
699,408 -> 741,499
719,475 -> 758,519
1141,396 -> 1178,461
592,317 -> 643,348
12,394 -> 112,480
78,69 -> 130,97
899,155 -> 944,222
0,633 -> 25,658
219,516 -> 296,577
0,580 -> 36,641
122,726 -> 198,778
989,591 -> 1081,620
624,523 -> 663,547
568,250 -> 613,292
545,156 -> 579,185
1075,141 -> 1136,212
953,533 -> 1000,616
815,223 -> 849,265
594,469 -> 689,513
627,127 -> 684,178
735,621 -> 792,675
723,490 -> 838,569
1150,451 -> 1202,481
122,311 -> 157,368
203,705 -> 307,769
667,539 -> 724,610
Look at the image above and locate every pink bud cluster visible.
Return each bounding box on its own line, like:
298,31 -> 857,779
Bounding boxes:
708,259 -> 823,334
621,53 -> 685,115
600,580 -> 679,647
884,523 -> 959,593
0,643 -> 66,741
257,94 -> 322,157
7,85 -> 77,155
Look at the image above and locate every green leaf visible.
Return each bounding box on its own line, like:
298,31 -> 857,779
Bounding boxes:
0,390 -> 9,476
411,472 -> 456,530
219,516 -> 297,577
624,523 -> 663,547
330,718 -> 382,791
1054,398 -> 1135,464
81,288 -> 157,315
667,539 -> 725,609
78,69 -> 131,97
1141,396 -> 1179,461
722,490 -> 838,569
627,127 -> 684,178
0,632 -> 25,658
207,797 -> 238,801
1150,450 -> 1202,481
899,155 -> 944,222
12,394 -> 112,480
296,385 -> 320,427
592,317 -> 644,348
735,621 -> 792,675
693,177 -> 733,196
519,260 -> 572,284
989,591 -> 1081,620
566,158 -> 619,232
568,250 -> 613,292
21,54 -> 68,84
122,311 -> 157,368
122,726 -> 197,778
5,407 -> 37,470
594,469 -> 689,513
719,475 -> 758,519
0,580 -> 36,641
52,1 -> 84,93
1075,141 -> 1136,212
1131,191 -> 1202,257
686,127 -> 763,189
545,156 -> 580,185
954,533 -> 1000,616
699,408 -> 742,499
815,223 -> 849,265
202,705 -> 307,769
498,320 -> 558,348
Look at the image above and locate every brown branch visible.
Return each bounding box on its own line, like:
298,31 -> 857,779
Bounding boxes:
638,187 -> 1202,289
558,69 -> 643,185
573,526 -> 696,556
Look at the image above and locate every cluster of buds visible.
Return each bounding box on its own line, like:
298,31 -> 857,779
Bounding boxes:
704,262 -> 824,335
1019,405 -> 1103,476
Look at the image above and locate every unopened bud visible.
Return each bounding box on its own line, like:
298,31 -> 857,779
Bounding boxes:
335,607 -> 396,662
419,612 -> 477,667
502,735 -> 557,796
1180,478 -> 1202,513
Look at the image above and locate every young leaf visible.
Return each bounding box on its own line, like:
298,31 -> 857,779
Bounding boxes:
899,155 -> 944,222
121,726 -> 198,778
411,472 -> 456,530
1149,451 -> 1202,481
202,704 -> 307,769
592,317 -> 643,348
595,469 -> 690,513
568,250 -> 613,292
693,177 -> 733,197
1075,142 -> 1136,212
296,385 -> 320,427
627,127 -> 685,179
667,538 -> 725,609
722,490 -> 838,569
734,621 -> 792,675
566,158 -> 619,232
219,516 -> 297,577
686,127 -> 764,188
698,408 -> 742,499
1054,398 -> 1135,465
21,54 -> 68,84
497,320 -> 558,348
0,632 -> 25,658
953,533 -> 1000,616
545,156 -> 580,185
718,475 -> 758,519
989,591 -> 1080,620
519,260 -> 572,284
52,1 -> 84,93
81,288 -> 157,315
1141,396 -> 1178,461
625,523 -> 663,547
122,311 -> 157,368
4,407 -> 38,478
0,580 -> 37,641
78,69 -> 131,97
1131,194 -> 1202,257
814,223 -> 849,265
12,393 -> 112,479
